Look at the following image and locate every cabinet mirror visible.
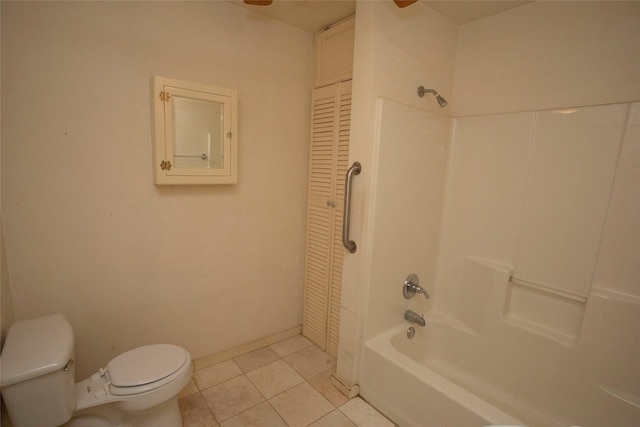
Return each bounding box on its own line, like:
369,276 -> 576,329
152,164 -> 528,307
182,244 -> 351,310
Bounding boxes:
153,77 -> 238,185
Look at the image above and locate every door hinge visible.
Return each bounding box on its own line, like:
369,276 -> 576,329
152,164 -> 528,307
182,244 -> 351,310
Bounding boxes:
159,91 -> 171,103
160,160 -> 172,171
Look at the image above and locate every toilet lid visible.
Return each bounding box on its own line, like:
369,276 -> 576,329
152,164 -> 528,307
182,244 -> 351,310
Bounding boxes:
107,344 -> 187,387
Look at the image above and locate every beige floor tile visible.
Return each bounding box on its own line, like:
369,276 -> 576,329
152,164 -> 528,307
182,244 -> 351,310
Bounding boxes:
193,359 -> 243,390
309,410 -> 357,427
220,401 -> 287,427
233,346 -> 281,373
269,382 -> 334,427
179,392 -> 219,427
308,369 -> 349,407
184,335 -> 396,427
283,345 -> 336,380
339,397 -> 395,427
201,375 -> 265,422
246,359 -> 305,399
270,334 -> 314,357
179,378 -> 201,399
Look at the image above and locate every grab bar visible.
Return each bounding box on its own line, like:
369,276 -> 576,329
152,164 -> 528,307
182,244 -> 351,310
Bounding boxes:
342,161 -> 361,253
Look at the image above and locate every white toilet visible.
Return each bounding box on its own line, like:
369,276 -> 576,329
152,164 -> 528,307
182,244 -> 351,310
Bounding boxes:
0,314 -> 192,427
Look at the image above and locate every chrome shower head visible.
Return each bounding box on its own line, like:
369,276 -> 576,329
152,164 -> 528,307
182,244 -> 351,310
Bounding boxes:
417,86 -> 448,108
434,93 -> 448,108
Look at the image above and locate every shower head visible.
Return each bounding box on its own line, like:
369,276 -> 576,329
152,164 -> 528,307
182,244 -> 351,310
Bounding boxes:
434,94 -> 448,108
417,86 -> 448,108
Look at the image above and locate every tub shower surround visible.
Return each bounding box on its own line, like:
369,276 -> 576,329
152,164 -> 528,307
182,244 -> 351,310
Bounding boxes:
361,258 -> 640,427
359,99 -> 640,427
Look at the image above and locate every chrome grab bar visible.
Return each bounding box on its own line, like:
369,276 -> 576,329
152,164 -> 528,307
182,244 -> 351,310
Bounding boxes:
342,162 -> 361,253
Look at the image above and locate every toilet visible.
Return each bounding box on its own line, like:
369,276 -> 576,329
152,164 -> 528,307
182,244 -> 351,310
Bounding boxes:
0,314 -> 192,427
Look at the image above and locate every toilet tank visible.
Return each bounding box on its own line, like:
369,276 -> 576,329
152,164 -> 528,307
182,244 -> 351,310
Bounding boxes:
0,314 -> 77,427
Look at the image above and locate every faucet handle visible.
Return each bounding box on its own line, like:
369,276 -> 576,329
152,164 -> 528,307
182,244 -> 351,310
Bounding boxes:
416,285 -> 430,299
402,273 -> 430,299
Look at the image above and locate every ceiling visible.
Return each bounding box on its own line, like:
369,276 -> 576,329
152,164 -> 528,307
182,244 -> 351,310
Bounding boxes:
425,1 -> 531,25
227,0 -> 532,32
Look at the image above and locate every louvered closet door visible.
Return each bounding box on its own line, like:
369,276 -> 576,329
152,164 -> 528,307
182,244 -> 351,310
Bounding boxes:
326,80 -> 351,357
303,81 -> 351,357
303,84 -> 338,349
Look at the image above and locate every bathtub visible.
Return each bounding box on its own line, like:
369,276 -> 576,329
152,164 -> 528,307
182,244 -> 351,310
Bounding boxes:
359,290 -> 640,427
359,320 -> 527,427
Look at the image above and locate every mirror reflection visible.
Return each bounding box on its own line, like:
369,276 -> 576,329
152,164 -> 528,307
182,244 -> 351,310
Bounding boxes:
172,96 -> 224,170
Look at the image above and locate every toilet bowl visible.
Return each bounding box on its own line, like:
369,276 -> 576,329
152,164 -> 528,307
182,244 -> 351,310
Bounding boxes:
0,314 -> 192,427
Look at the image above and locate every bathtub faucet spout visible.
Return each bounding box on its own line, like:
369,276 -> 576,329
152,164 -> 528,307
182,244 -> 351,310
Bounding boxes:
404,310 -> 426,327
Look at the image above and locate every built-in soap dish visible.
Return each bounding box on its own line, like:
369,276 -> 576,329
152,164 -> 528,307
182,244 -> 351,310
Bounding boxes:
504,278 -> 586,346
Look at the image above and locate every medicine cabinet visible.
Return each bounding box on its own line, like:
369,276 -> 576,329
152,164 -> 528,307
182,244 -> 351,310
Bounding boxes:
152,76 -> 238,185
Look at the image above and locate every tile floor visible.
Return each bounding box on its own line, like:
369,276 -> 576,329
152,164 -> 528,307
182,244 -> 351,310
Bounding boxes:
178,334 -> 396,427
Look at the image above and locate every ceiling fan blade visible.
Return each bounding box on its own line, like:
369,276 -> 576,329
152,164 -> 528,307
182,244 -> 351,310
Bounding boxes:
393,0 -> 418,7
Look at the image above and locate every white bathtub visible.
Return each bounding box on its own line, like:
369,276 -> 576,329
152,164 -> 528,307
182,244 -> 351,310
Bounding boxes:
359,289 -> 640,427
359,321 -> 527,427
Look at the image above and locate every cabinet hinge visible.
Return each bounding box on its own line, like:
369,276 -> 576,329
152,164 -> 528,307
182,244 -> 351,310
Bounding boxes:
160,160 -> 172,171
159,91 -> 171,103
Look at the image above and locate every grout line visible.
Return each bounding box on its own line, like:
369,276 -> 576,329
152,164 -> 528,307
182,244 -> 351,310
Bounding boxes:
181,335 -> 362,427
194,325 -> 302,371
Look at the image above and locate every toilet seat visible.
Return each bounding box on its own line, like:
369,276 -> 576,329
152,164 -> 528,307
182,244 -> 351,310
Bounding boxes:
106,344 -> 189,396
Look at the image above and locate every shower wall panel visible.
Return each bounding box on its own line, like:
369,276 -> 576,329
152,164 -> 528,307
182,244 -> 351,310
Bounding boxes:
363,99 -> 450,340
592,102 -> 640,298
435,101 -> 639,342
514,104 -> 628,298
434,112 -> 534,313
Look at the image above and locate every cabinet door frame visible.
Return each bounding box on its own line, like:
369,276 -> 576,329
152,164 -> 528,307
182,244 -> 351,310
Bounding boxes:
152,76 -> 238,185
314,16 -> 355,88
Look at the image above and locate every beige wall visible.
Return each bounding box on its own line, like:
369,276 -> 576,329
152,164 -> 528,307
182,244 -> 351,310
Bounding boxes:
453,1 -> 640,116
1,1 -> 312,378
337,0 -> 457,387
